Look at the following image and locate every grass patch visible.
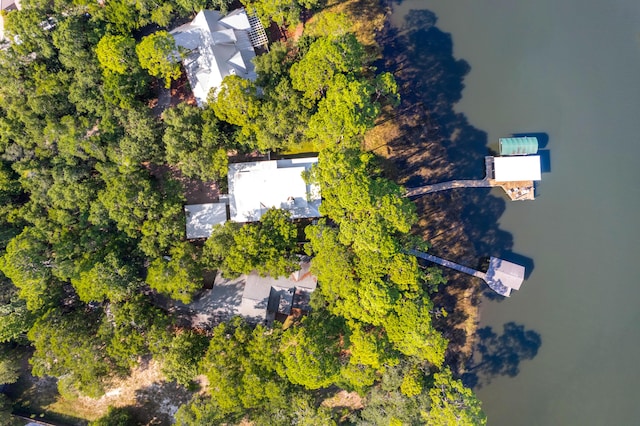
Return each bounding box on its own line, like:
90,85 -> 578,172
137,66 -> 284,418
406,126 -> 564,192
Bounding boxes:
281,140 -> 321,155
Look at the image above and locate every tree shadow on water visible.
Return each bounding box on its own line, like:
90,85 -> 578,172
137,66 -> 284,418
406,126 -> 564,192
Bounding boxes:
376,10 -> 542,370
462,322 -> 542,389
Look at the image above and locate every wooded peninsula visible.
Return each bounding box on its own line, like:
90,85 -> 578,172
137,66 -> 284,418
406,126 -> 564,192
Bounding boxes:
0,0 -> 487,424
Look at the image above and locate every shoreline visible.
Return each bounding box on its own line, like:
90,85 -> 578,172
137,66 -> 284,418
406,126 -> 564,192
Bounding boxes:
362,1 -> 488,374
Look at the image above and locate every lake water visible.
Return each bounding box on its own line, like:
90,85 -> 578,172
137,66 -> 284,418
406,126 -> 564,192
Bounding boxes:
390,1 -> 640,425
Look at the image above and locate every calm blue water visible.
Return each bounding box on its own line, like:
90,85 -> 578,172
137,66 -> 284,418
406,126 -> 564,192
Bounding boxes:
391,1 -> 640,424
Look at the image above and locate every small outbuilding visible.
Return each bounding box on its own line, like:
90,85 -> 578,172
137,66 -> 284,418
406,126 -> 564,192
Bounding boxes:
184,203 -> 227,239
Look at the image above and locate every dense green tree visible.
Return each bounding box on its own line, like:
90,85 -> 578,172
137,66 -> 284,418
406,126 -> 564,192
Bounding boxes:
425,368 -> 486,426
308,148 -> 416,255
384,299 -> 448,367
201,220 -> 240,268
4,7 -> 56,59
145,241 -> 202,303
210,75 -> 259,130
307,74 -> 379,146
163,104 -> 229,181
150,3 -> 175,27
278,314 -> 342,390
0,345 -> 21,384
102,69 -> 152,109
0,285 -> 32,343
91,165 -> 159,237
89,406 -> 135,426
200,318 -> 289,417
175,396 -> 228,426
346,321 -> 397,372
106,294 -> 171,372
90,163 -> 184,253
242,0 -> 320,27
109,107 -> 164,166
253,41 -> 290,90
305,223 -> 396,325
136,31 -> 181,88
29,308 -> 112,397
204,208 -> 299,278
253,392 -> 337,426
70,251 -> 141,303
0,227 -> 60,311
252,79 -> 312,151
290,34 -> 365,101
96,35 -> 140,75
52,14 -> 103,71
154,329 -> 209,386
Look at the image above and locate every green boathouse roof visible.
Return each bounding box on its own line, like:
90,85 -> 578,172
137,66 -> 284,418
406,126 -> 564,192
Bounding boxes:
499,137 -> 539,156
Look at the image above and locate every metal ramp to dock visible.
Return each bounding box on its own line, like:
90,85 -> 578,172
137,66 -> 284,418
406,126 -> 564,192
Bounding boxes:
408,249 -> 525,297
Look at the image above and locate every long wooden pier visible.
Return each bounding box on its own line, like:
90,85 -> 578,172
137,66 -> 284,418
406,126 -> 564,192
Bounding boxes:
405,179 -> 492,198
405,156 -> 535,201
408,249 -> 525,297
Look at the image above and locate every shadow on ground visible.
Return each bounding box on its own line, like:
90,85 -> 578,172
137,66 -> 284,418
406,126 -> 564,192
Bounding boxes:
462,322 -> 542,389
133,381 -> 192,425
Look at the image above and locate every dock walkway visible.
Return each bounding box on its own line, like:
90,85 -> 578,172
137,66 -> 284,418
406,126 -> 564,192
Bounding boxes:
408,249 -> 524,297
405,179 -> 491,198
404,156 -> 535,201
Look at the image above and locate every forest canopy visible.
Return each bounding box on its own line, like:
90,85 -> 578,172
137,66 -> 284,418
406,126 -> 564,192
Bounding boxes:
0,0 -> 485,424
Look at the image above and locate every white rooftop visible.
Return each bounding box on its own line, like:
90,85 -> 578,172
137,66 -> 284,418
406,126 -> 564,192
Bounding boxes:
170,8 -> 257,107
227,158 -> 321,223
493,155 -> 542,182
185,203 -> 227,239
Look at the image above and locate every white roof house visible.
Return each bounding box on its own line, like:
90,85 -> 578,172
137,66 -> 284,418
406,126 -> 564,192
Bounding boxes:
227,158 -> 321,223
184,203 -> 227,239
170,9 -> 259,106
493,155 -> 542,182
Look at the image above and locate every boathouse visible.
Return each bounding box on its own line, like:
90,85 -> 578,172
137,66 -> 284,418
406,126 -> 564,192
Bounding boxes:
493,156 -> 542,182
499,136 -> 539,156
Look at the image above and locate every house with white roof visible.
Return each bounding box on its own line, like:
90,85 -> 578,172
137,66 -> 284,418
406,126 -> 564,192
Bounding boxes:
227,158 -> 321,223
184,157 -> 320,239
170,8 -> 267,106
